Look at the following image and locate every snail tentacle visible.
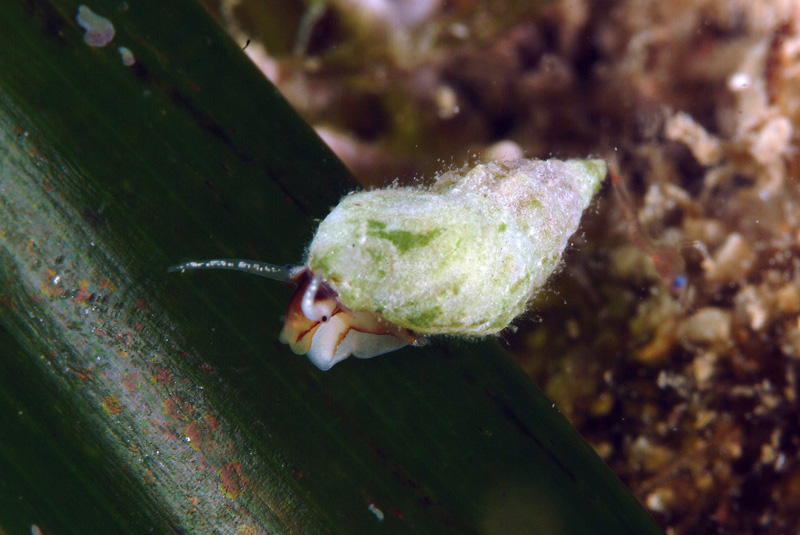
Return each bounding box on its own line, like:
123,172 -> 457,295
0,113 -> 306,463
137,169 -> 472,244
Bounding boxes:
168,259 -> 300,285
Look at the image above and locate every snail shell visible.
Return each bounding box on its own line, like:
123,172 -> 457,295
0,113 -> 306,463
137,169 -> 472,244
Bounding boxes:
171,158 -> 606,370
307,158 -> 606,335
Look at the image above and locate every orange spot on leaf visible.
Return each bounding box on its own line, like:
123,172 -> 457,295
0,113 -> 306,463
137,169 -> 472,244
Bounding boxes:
153,367 -> 171,385
74,280 -> 92,302
102,395 -> 122,416
162,394 -> 195,420
219,462 -> 246,499
184,415 -> 219,450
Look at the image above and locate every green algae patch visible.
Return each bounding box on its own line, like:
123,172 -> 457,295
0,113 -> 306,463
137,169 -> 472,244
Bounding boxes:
308,158 -> 606,335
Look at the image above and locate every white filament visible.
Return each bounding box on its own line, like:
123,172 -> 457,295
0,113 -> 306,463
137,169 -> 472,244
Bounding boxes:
167,258 -> 297,283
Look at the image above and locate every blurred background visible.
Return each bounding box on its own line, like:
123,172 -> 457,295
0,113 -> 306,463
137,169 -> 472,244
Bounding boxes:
199,1 -> 800,533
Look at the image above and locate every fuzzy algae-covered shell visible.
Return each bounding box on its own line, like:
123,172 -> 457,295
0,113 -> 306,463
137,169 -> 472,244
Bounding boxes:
307,158 -> 606,336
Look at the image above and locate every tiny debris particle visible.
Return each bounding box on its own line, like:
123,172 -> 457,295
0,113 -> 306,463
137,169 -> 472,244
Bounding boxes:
118,46 -> 135,66
728,72 -> 751,91
751,116 -> 793,166
434,85 -> 459,119
664,111 -> 723,166
646,487 -> 675,513
76,5 -> 115,47
703,233 -> 755,284
680,307 -> 732,346
775,283 -> 800,314
31,525 -> 42,535
692,351 -> 718,385
484,140 -> 524,162
368,502 -> 385,521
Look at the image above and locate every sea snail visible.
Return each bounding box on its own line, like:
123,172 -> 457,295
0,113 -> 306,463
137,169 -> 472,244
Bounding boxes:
170,158 -> 606,370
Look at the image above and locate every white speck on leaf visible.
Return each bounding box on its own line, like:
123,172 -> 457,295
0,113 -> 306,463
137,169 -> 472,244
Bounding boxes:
118,46 -> 135,66
76,5 -> 115,47
368,502 -> 385,521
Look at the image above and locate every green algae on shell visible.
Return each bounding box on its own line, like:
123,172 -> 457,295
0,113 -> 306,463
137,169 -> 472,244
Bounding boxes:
307,158 -> 606,336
